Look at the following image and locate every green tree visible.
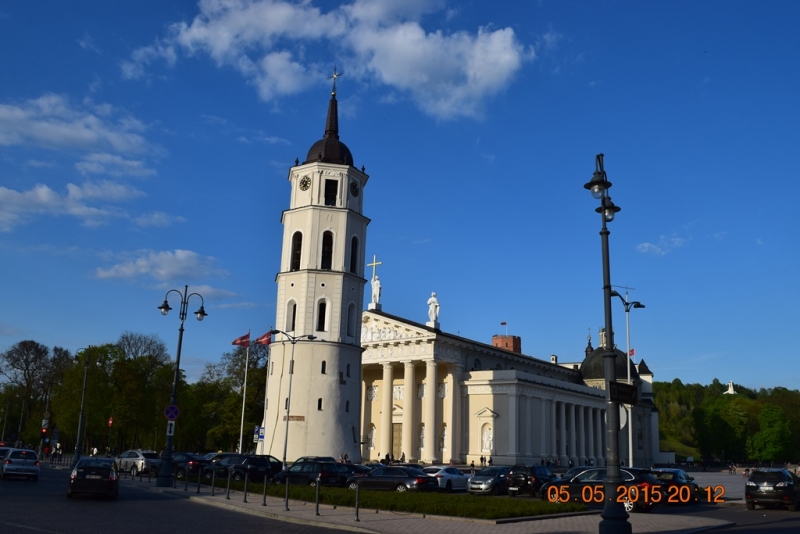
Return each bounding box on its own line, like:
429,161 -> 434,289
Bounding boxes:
749,405 -> 792,462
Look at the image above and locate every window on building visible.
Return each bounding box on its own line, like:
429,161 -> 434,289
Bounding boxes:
346,303 -> 356,337
286,301 -> 296,331
349,236 -> 359,274
324,179 -> 338,206
270,362 -> 273,375
290,232 -> 302,271
317,398 -> 323,411
317,301 -> 327,331
472,359 -> 482,370
346,400 -> 350,412
321,231 -> 333,270
321,361 -> 327,374
346,364 -> 351,377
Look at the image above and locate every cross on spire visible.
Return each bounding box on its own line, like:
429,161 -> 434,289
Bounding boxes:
367,254 -> 382,280
328,66 -> 343,95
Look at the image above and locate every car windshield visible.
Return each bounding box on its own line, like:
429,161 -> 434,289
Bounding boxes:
477,467 -> 501,476
79,459 -> 114,468
422,468 -> 440,474
142,452 -> 159,459
751,472 -> 786,482
247,457 -> 268,466
654,472 -> 675,480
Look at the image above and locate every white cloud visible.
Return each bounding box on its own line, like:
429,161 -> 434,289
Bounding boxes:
121,0 -> 531,120
95,249 -> 228,282
0,94 -> 155,155
636,235 -> 689,256
0,180 -> 143,231
78,32 -> 102,55
133,211 -> 186,228
75,153 -> 156,177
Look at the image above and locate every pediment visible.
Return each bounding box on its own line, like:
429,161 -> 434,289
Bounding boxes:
475,407 -> 498,419
360,311 -> 432,345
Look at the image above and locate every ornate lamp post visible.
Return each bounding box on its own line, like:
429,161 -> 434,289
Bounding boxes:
611,289 -> 645,468
584,153 -> 630,534
156,285 -> 207,487
269,329 -> 315,510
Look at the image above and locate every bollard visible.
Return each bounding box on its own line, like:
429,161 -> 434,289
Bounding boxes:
173,470 -> 177,489
284,476 -> 290,511
262,474 -> 268,506
211,469 -> 216,496
243,470 -> 249,503
355,481 -> 360,522
184,468 -> 189,491
196,467 -> 202,494
139,467 -> 143,482
226,468 -> 232,500
148,467 -> 152,483
315,475 -> 321,516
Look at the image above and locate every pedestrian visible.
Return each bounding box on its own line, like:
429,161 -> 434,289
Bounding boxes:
488,456 -> 493,466
400,452 -> 406,463
470,461 -> 475,475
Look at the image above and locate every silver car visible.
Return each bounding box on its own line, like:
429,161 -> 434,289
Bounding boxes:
115,449 -> 161,476
1,449 -> 40,481
467,465 -> 510,495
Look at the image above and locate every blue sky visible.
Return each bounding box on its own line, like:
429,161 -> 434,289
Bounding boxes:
0,0 -> 798,389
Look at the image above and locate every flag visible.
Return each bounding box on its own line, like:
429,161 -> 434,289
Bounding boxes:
232,333 -> 250,346
255,331 -> 272,345
500,321 -> 507,326
629,348 -> 635,357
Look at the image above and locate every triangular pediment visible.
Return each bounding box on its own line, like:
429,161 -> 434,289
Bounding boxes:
360,311 -> 433,345
475,407 -> 498,419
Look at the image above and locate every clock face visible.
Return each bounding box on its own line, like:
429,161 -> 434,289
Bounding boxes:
349,181 -> 360,197
299,176 -> 311,191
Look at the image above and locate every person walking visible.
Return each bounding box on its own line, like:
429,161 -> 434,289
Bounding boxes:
470,461 -> 475,476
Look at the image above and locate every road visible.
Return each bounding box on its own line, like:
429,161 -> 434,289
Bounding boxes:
0,464 -> 346,534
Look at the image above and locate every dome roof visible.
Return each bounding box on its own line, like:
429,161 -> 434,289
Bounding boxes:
581,347 -> 640,381
303,90 -> 354,166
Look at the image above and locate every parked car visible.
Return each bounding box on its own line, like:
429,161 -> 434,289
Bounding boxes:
651,468 -> 700,504
169,452 -> 210,480
467,465 -> 510,495
272,460 -> 341,486
292,456 -> 336,465
345,465 -> 439,492
422,465 -> 469,492
67,457 -> 119,500
1,449 -> 40,481
115,449 -> 161,476
202,454 -> 245,480
560,465 -> 593,481
746,468 -> 800,511
232,455 -> 283,482
507,464 -> 557,497
539,467 -> 662,513
336,463 -> 373,486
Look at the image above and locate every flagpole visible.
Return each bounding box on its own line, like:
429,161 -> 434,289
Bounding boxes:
238,330 -> 250,454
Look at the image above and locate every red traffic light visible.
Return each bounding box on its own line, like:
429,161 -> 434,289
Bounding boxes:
41,427 -> 47,435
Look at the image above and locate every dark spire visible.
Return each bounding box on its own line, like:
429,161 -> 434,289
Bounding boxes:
303,66 -> 353,166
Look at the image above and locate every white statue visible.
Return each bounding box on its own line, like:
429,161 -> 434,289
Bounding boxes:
368,426 -> 376,449
482,428 -> 493,451
371,276 -> 381,304
427,292 -> 440,322
723,381 -> 737,395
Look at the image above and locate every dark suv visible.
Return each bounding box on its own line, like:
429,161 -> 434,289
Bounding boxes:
507,464 -> 557,497
746,468 -> 800,510
272,460 -> 341,487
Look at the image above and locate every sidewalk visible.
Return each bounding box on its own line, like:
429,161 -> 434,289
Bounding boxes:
124,478 -> 734,534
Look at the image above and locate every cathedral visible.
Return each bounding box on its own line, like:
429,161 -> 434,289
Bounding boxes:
259,81 -> 665,468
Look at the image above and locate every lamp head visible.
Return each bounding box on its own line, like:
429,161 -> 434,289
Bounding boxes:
632,302 -> 645,309
596,196 -> 621,222
270,329 -> 281,336
584,153 -> 612,199
194,305 -> 208,321
158,300 -> 172,316
307,335 -> 317,341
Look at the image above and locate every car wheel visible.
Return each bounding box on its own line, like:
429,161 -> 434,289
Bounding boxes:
396,484 -> 408,492
233,472 -> 244,482
348,482 -> 359,490
492,484 -> 500,496
746,502 -> 755,510
446,480 -> 453,492
176,468 -> 187,480
623,498 -> 638,513
130,465 -> 138,477
203,470 -> 213,480
308,480 -> 317,487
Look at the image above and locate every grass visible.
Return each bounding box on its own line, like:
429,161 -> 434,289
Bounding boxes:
659,436 -> 700,460
186,476 -> 587,520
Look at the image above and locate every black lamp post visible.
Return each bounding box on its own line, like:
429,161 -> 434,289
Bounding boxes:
611,289 -> 645,468
156,285 -> 207,487
584,153 -> 631,534
269,329 -> 315,511
72,347 -> 99,467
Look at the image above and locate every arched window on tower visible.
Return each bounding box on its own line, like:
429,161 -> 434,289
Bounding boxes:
290,232 -> 302,271
321,361 -> 327,374
321,231 -> 333,270
349,236 -> 359,274
346,303 -> 356,338
317,398 -> 323,411
317,300 -> 327,332
286,300 -> 297,332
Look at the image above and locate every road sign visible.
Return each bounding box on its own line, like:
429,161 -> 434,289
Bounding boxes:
41,419 -> 49,428
43,411 -> 50,419
609,381 -> 638,405
166,421 -> 175,436
164,405 -> 180,421
258,426 -> 265,441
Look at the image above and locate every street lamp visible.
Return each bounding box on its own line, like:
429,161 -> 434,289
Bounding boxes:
156,285 -> 207,488
73,347 -> 101,467
584,153 -> 630,534
611,288 -> 645,469
270,329 -> 316,510
1,401 -> 9,443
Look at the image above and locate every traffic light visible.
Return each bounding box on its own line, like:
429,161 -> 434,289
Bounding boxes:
41,427 -> 47,436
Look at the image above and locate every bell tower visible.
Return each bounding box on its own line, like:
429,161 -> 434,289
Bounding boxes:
261,75 -> 369,462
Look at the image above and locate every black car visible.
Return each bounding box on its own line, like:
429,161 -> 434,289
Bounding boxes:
345,465 -> 439,492
336,463 -> 373,486
272,460 -> 341,486
746,468 -> 800,510
539,467 -> 662,513
67,457 -> 119,500
231,455 -> 283,482
507,464 -> 557,497
652,468 -> 700,504
169,452 -> 210,480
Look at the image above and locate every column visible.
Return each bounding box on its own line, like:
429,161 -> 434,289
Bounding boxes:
402,361 -> 415,461
558,401 -> 567,465
595,408 -> 604,467
525,397 -> 533,457
577,405 -> 586,465
568,403 -> 577,464
444,364 -> 459,463
539,398 -> 547,461
587,406 -> 595,466
423,359 -> 438,463
549,399 -> 557,461
380,363 -> 393,459
508,392 -> 519,460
